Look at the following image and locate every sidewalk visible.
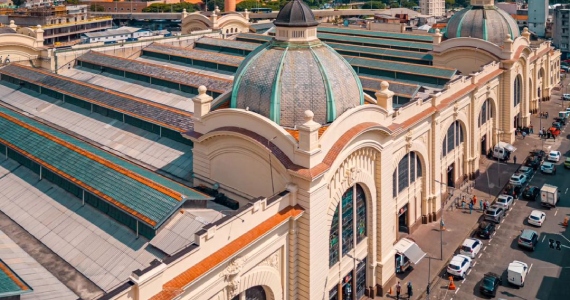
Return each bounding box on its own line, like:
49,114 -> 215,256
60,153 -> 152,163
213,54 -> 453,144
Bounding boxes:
373,86 -> 569,300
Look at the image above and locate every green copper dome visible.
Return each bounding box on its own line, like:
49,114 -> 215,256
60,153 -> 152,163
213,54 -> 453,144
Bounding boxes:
230,39 -> 364,128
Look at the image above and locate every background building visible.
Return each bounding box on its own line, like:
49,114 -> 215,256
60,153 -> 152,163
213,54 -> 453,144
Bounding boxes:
553,4 -> 570,58
420,0 -> 444,17
528,0 -> 548,37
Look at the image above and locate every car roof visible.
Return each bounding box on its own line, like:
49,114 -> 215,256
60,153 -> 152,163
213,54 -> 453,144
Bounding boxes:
450,255 -> 469,264
520,166 -> 531,170
463,238 -> 479,247
498,195 -> 512,199
484,272 -> 500,278
521,229 -> 537,238
550,151 -> 559,154
530,210 -> 544,216
543,161 -> 554,166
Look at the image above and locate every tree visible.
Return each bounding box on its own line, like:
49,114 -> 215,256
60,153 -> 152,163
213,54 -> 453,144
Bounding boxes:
236,0 -> 260,11
66,0 -> 80,4
206,0 -> 224,12
90,4 -> 105,12
143,3 -> 198,13
11,0 -> 25,7
361,1 -> 386,9
445,0 -> 455,8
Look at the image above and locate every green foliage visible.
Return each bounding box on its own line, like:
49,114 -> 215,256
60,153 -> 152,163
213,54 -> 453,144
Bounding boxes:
90,4 -> 105,12
445,0 -> 455,8
361,1 -> 386,9
66,0 -> 80,4
12,0 -> 25,7
142,2 -> 198,13
206,0 -> 224,12
236,0 -> 261,11
401,0 -> 417,8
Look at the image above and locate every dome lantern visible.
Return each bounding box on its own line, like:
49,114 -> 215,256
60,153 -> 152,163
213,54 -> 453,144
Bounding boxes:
273,0 -> 319,42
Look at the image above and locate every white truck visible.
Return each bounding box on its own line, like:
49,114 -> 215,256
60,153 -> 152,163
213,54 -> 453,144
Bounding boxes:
507,260 -> 529,287
493,142 -> 516,161
540,184 -> 560,208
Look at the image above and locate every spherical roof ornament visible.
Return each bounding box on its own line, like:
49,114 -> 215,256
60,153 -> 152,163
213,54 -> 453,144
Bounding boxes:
304,110 -> 314,123
198,85 -> 208,95
380,81 -> 390,91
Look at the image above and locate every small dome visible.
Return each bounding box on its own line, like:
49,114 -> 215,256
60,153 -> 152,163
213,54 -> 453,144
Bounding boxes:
230,41 -> 364,128
274,0 -> 319,27
445,6 -> 520,46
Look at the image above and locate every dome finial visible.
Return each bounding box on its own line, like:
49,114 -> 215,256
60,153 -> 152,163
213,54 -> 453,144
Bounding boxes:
274,0 -> 319,28
198,85 -> 207,95
304,110 -> 314,123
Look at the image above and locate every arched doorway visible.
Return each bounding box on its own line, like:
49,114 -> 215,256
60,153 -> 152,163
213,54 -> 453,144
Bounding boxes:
441,120 -> 465,187
231,286 -> 266,300
392,152 -> 422,234
329,184 -> 368,300
513,74 -> 523,128
478,99 -> 493,155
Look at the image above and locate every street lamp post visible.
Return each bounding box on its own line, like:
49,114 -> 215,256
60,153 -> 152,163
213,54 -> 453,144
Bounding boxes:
426,256 -> 433,300
434,179 -> 447,260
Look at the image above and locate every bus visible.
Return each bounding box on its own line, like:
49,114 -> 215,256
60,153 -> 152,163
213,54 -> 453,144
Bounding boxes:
250,8 -> 272,13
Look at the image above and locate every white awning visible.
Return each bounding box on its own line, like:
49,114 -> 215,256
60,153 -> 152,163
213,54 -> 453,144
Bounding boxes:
394,238 -> 426,265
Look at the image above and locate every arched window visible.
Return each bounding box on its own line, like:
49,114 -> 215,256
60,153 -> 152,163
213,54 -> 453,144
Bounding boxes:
392,152 -> 422,198
478,99 -> 493,127
514,75 -> 522,107
442,121 -> 463,157
329,185 -> 367,267
231,286 -> 266,300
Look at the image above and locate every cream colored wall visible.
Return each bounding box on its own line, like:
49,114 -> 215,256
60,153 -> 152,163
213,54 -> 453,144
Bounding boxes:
432,48 -> 499,75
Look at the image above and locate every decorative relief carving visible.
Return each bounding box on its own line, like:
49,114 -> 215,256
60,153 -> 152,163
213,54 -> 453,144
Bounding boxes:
405,130 -> 413,151
261,251 -> 280,270
330,148 -> 377,197
453,104 -> 459,118
345,167 -> 361,186
220,256 -> 247,297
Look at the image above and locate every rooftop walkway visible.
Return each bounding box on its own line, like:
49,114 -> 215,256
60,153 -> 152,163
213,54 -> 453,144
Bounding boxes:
0,229 -> 78,299
0,258 -> 32,299
76,51 -> 233,98
0,84 -> 193,181
60,68 -> 195,113
316,26 -> 435,43
0,106 -> 210,233
0,159 -> 160,291
0,64 -> 194,143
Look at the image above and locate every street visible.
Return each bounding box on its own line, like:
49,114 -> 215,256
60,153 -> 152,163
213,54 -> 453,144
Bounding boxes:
432,91 -> 570,300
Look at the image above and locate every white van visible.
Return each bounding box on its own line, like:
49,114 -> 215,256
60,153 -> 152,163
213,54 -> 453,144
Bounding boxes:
507,260 -> 528,287
493,142 -> 516,161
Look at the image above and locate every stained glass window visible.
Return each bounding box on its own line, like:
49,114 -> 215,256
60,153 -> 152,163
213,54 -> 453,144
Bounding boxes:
342,188 -> 354,256
329,185 -> 367,267
356,258 -> 367,299
442,121 -> 463,157
329,206 -> 340,267
393,152 -> 423,198
514,75 -> 522,107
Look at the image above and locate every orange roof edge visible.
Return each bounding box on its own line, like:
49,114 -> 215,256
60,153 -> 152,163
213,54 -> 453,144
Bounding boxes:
150,205 -> 304,300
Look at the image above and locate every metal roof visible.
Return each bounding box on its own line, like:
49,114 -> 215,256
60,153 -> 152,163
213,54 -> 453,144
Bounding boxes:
0,83 -> 194,181
343,55 -> 456,79
274,0 -> 319,27
83,26 -> 144,38
0,64 -> 194,132
326,42 -> 433,62
237,33 -> 272,43
77,51 -> 233,94
0,230 -> 76,299
318,33 -> 433,51
0,259 -> 32,297
196,37 -> 260,52
0,106 -> 210,228
144,43 -> 243,67
359,76 -> 420,98
317,26 -> 435,42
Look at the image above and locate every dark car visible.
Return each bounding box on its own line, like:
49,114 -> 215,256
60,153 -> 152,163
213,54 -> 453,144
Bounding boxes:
525,156 -> 541,170
554,117 -> 567,125
529,149 -> 546,161
522,186 -> 540,200
480,272 -> 502,297
552,122 -> 562,130
477,221 -> 496,239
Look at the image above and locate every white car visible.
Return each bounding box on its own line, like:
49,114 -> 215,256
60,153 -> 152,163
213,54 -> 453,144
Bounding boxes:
541,161 -> 557,174
447,254 -> 472,279
528,210 -> 546,227
496,195 -> 514,210
548,151 -> 561,162
509,173 -> 527,186
564,94 -> 570,101
460,238 -> 483,258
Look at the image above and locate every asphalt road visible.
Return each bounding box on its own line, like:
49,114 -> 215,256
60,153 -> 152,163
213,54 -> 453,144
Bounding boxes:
433,104 -> 570,299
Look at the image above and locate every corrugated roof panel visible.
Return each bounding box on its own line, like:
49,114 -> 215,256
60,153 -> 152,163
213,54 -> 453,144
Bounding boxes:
317,26 -> 434,42
144,43 -> 244,67
318,33 -> 433,51
196,37 -> 260,51
326,42 -> 433,61
343,56 -> 456,79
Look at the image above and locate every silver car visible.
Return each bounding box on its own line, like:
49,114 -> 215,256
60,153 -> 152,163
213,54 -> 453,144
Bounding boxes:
484,205 -> 505,223
496,195 -> 514,210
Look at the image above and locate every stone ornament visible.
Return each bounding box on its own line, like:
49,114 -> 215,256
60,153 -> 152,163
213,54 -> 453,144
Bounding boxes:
220,256 -> 247,297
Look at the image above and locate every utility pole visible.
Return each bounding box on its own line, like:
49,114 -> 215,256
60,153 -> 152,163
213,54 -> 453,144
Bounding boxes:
434,179 -> 446,260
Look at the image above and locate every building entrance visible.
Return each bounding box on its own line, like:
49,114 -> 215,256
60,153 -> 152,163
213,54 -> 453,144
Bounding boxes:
481,134 -> 487,155
398,204 -> 409,234
447,163 -> 455,188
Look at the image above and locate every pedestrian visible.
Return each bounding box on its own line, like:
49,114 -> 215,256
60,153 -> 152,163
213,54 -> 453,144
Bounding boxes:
473,195 -> 477,205
396,281 -> 401,300
483,200 -> 488,210
462,195 -> 466,210
513,155 -> 517,165
530,124 -> 534,133
539,129 -> 543,138
469,202 -> 473,214
522,131 -> 527,139
479,198 -> 483,210
515,129 -> 518,137
407,282 -> 413,300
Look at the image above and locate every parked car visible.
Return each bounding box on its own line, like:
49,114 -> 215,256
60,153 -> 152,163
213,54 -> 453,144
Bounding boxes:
509,173 -> 528,186
480,272 -> 502,297
541,161 -> 557,174
460,238 -> 483,258
548,151 -> 561,162
518,166 -> 534,177
565,157 -> 570,169
476,221 -> 496,239
447,254 -> 472,279
529,149 -> 546,161
496,195 -> 514,210
528,210 -> 546,227
485,205 -> 505,223
522,186 -> 540,200
552,122 -> 562,130
554,117 -> 567,125
525,156 -> 541,170
518,229 -> 539,251
503,184 -> 522,198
